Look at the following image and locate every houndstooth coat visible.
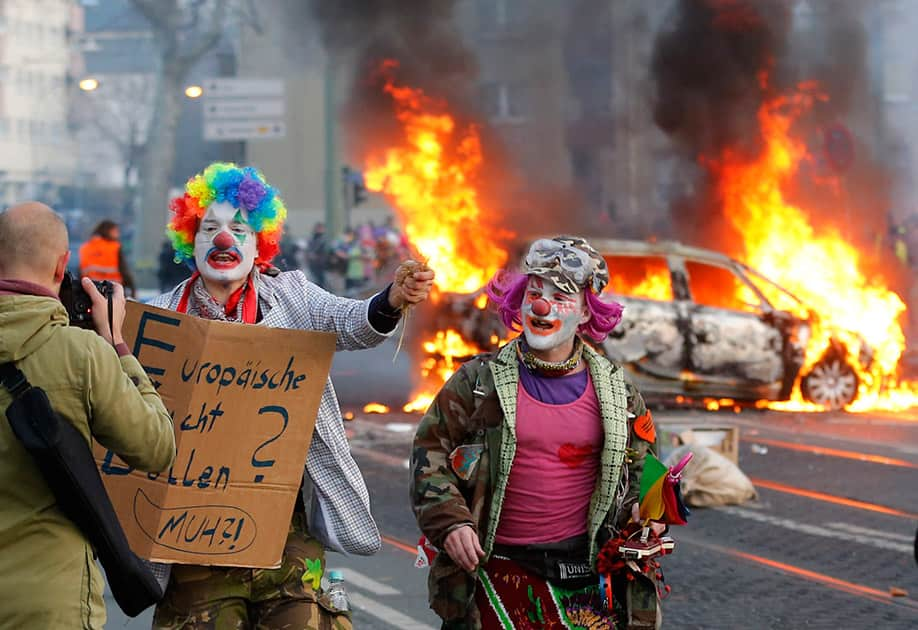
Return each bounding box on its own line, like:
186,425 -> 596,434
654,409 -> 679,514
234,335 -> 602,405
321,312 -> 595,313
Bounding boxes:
150,270 -> 391,556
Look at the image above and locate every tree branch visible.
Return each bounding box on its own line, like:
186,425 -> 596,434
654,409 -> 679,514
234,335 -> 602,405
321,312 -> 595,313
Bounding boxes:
129,0 -> 175,32
240,0 -> 263,35
176,0 -> 229,66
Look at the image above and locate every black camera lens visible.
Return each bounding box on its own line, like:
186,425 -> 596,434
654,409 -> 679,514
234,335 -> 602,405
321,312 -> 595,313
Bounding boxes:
58,271 -> 111,329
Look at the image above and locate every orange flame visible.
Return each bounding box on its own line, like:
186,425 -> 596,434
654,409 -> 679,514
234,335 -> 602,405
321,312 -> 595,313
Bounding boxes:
401,329 -> 488,413
605,254 -> 674,301
711,85 -> 918,411
363,403 -> 390,414
362,62 -> 513,411
609,270 -> 673,301
364,61 -> 511,294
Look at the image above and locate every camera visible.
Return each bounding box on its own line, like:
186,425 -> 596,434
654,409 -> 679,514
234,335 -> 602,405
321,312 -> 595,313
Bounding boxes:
59,271 -> 114,329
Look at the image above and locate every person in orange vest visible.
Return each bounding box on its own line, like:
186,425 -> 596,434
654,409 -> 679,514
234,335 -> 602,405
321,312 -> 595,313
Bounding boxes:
79,220 -> 136,297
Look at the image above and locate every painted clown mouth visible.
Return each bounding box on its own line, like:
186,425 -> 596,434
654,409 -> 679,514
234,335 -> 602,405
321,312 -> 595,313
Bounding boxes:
526,316 -> 561,336
207,250 -> 242,269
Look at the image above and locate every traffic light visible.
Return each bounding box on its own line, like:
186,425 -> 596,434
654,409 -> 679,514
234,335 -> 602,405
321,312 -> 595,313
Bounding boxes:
341,166 -> 367,207
353,176 -> 367,206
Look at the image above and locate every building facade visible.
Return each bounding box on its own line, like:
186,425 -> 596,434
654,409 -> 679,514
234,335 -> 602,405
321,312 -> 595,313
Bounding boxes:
0,0 -> 80,209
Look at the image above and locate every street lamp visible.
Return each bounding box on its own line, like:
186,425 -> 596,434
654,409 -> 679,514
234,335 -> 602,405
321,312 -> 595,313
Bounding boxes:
184,85 -> 203,99
78,77 -> 99,91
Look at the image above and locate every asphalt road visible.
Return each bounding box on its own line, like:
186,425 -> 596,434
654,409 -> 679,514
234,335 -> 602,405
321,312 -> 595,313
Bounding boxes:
340,406 -> 918,629
105,335 -> 918,629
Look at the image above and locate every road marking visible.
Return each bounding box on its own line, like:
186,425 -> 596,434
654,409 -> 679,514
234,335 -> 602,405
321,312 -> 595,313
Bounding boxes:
383,534 -> 420,555
716,505 -> 913,554
826,416 -> 918,428
385,422 -> 416,432
822,521 -> 916,543
349,591 -> 437,630
727,416 -> 918,455
678,533 -> 918,611
751,477 -> 918,520
328,567 -> 401,596
381,529 -> 918,615
741,436 -> 918,468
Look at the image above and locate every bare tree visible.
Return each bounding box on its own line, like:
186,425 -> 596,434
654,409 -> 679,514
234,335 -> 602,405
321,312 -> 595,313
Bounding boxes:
71,75 -> 154,220
130,0 -> 229,265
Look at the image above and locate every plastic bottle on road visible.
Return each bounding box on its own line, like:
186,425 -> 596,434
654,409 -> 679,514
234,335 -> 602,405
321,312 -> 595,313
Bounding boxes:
325,569 -> 351,612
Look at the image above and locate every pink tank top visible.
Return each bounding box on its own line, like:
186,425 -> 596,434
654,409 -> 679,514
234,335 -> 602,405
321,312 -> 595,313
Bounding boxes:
494,373 -> 603,545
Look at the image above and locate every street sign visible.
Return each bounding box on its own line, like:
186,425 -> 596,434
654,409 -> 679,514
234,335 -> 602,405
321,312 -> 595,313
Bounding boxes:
205,98 -> 286,119
204,120 -> 286,141
202,78 -> 284,98
202,77 -> 286,141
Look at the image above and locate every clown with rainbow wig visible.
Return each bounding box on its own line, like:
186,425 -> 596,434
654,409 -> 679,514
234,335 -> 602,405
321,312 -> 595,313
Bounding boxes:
150,162 -> 434,629
163,162 -> 288,320
410,235 -> 666,629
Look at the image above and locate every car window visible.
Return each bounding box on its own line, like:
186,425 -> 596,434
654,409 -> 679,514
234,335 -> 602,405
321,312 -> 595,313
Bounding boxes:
685,261 -> 762,313
604,255 -> 673,301
742,266 -> 810,318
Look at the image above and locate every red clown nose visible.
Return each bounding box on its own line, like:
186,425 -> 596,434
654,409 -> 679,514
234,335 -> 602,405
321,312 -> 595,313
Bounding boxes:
531,298 -> 551,317
213,231 -> 235,251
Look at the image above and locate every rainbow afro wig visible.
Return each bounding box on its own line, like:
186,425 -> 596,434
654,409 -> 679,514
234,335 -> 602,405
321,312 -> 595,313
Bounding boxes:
167,162 -> 287,269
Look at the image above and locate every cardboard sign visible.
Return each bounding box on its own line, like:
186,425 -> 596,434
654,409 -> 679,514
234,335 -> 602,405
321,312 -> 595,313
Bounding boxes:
93,302 -> 335,568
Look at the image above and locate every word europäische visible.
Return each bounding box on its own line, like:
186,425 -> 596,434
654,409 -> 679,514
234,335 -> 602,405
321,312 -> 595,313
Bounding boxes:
179,355 -> 307,396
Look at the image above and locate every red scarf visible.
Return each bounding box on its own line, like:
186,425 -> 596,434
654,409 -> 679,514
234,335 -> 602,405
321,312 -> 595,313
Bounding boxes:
176,271 -> 258,324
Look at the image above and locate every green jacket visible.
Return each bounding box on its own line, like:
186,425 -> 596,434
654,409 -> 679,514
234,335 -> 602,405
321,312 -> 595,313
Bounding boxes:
0,295 -> 176,629
410,338 -> 655,625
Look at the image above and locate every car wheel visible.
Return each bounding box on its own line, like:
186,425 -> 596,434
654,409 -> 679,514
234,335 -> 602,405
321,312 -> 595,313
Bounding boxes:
801,358 -> 859,410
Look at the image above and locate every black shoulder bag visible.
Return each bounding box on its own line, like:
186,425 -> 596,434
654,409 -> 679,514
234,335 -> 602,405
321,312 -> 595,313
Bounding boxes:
0,362 -> 164,617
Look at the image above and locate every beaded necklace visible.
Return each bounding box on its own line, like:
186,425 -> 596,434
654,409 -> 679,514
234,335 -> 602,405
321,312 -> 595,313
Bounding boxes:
517,337 -> 584,377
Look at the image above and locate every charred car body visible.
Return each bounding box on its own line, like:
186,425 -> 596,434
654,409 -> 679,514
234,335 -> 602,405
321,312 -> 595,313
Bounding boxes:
443,239 -> 870,410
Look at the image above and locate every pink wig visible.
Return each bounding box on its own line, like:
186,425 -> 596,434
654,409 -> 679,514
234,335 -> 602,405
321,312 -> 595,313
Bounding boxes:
484,270 -> 624,343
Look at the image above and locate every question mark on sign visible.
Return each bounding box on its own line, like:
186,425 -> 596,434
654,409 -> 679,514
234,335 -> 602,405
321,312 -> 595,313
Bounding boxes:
251,405 -> 288,482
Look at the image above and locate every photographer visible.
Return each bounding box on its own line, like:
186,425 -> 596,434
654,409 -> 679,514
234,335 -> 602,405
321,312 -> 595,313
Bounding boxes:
0,202 -> 175,629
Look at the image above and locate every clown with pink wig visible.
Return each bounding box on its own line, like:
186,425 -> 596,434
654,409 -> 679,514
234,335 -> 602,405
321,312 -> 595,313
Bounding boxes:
150,162 -> 434,629
410,236 -> 665,629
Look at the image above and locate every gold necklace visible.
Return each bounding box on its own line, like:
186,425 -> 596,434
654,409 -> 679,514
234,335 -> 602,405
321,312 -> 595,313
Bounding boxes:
517,337 -> 584,376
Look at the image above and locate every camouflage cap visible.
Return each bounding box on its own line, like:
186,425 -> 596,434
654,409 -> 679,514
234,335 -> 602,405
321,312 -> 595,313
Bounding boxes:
522,236 -> 609,294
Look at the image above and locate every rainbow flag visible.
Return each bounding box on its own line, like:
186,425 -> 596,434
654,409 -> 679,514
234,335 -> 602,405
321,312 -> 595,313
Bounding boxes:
639,451 -> 692,525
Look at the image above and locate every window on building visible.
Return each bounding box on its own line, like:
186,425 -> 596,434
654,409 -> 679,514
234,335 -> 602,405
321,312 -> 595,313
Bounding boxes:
477,0 -> 523,34
480,81 -> 531,122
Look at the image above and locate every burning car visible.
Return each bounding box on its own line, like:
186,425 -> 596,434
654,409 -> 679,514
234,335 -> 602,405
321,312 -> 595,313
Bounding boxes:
596,239 -> 873,410
442,238 -> 871,411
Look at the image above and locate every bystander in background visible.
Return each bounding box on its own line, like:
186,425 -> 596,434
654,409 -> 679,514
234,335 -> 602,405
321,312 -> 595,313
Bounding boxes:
157,239 -> 189,293
79,220 -> 136,298
306,221 -> 330,288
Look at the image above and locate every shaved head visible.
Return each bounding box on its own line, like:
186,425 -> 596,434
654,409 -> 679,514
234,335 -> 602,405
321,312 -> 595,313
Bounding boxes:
0,201 -> 69,282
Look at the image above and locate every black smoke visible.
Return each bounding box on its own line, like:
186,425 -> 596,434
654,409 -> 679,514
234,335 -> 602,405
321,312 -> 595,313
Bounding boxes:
307,0 -> 601,241
651,0 -> 896,284
310,1 -> 472,85
652,0 -> 790,159
309,1 -> 480,146
651,0 -> 791,245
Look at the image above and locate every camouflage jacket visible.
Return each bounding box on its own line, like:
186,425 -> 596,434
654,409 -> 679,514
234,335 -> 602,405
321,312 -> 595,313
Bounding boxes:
410,337 -> 656,624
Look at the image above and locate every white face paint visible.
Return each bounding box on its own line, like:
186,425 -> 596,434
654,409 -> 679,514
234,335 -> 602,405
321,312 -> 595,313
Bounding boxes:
521,276 -> 589,352
194,201 -> 256,284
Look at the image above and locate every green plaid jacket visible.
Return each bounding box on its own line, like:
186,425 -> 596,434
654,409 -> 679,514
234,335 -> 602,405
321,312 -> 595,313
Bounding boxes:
410,338 -> 655,625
